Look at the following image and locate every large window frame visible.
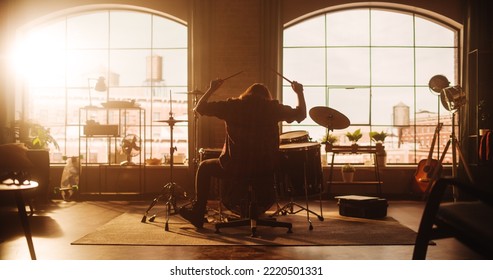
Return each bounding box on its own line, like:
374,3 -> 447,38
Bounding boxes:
13,7 -> 189,165
282,7 -> 461,165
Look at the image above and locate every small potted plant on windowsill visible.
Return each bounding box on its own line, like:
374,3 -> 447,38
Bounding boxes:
341,163 -> 355,183
369,131 -> 388,145
321,133 -> 339,152
369,131 -> 388,167
346,129 -> 362,152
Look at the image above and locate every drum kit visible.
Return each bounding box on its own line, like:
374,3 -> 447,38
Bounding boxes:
140,70 -> 352,232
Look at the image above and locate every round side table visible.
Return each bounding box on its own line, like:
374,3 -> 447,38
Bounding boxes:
1,180 -> 39,260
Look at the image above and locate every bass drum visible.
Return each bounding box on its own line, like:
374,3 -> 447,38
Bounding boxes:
278,142 -> 323,198
279,130 -> 310,144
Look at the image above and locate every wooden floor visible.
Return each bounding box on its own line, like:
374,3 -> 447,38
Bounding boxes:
0,197 -> 483,260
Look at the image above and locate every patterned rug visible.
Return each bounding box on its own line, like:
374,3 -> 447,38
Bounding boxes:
72,210 -> 420,246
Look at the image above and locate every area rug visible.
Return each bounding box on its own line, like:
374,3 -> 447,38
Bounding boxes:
72,210 -> 421,246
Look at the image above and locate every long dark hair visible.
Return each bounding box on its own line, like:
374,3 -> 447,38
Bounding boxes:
238,83 -> 273,101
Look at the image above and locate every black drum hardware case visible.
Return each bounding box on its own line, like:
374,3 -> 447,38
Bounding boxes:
335,195 -> 388,219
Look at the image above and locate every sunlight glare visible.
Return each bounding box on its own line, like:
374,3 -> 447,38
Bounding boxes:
11,25 -> 66,87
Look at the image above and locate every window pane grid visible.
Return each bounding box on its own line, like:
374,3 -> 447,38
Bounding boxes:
283,8 -> 459,164
17,9 -> 188,164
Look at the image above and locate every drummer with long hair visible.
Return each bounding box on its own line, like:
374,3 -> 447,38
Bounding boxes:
179,78 -> 306,229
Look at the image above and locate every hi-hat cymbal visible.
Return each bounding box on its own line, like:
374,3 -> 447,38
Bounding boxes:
309,106 -> 350,130
155,119 -> 188,125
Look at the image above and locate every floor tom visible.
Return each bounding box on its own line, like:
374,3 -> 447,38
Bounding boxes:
278,142 -> 323,197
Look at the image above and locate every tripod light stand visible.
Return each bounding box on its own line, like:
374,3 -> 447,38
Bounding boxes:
428,75 -> 474,194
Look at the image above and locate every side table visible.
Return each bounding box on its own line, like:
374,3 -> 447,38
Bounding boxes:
327,145 -> 383,195
0,181 -> 39,260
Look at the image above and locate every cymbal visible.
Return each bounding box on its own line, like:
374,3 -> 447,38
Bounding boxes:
309,106 -> 350,130
155,119 -> 188,125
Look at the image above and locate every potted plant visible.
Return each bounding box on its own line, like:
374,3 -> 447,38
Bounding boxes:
341,163 -> 355,182
369,131 -> 388,145
11,121 -> 59,204
16,121 -> 60,150
346,129 -> 362,144
321,133 -> 339,152
346,129 -> 362,152
369,130 -> 388,167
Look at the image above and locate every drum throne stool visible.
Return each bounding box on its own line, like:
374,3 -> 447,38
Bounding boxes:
214,175 -> 293,237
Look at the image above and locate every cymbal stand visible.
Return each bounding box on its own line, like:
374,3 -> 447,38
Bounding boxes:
141,93 -> 187,231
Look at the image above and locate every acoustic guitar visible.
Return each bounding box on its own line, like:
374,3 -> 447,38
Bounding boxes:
413,123 -> 443,194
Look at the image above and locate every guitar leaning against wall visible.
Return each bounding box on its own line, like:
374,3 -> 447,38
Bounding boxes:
413,123 -> 443,195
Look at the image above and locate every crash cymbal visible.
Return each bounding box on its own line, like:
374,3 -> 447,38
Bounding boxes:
309,106 -> 350,130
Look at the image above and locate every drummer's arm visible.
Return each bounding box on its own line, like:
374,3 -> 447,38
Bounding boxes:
291,81 -> 306,123
194,79 -> 224,115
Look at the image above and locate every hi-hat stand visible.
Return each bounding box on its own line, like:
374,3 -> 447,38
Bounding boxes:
141,92 -> 188,231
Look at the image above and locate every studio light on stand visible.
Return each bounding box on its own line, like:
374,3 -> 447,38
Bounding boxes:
86,76 -> 107,108
428,75 -> 474,198
428,74 -> 467,112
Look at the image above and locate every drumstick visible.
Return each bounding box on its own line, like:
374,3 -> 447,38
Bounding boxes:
271,68 -> 293,84
222,70 -> 244,81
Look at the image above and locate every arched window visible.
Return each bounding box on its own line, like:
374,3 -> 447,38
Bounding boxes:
13,8 -> 188,164
282,7 -> 459,164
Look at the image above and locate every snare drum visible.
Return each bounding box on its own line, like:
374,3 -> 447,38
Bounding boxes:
279,130 -> 310,144
278,142 -> 323,197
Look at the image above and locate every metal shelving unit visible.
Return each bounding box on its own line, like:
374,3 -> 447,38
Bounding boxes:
78,105 -> 145,195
